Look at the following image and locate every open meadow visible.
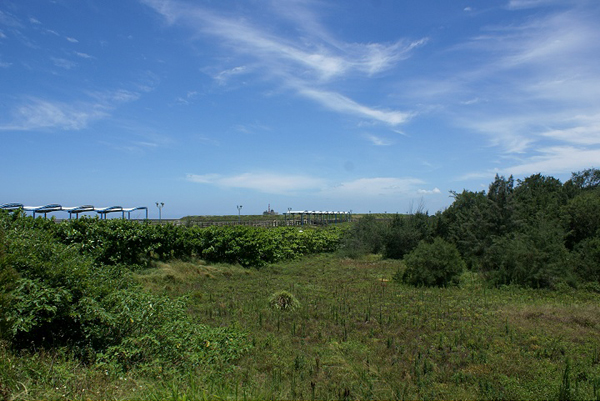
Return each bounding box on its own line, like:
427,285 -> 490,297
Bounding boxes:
2,252 -> 600,400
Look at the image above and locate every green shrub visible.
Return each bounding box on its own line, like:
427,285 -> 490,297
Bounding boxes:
193,226 -> 341,267
0,211 -> 251,372
96,290 -> 251,371
400,237 -> 465,287
55,218 -> 159,267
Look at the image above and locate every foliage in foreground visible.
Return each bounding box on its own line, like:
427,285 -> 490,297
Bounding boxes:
0,210 -> 251,377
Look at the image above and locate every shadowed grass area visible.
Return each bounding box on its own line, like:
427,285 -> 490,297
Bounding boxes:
3,253 -> 600,400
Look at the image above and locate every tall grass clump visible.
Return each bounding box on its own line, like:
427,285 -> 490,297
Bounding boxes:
269,290 -> 300,312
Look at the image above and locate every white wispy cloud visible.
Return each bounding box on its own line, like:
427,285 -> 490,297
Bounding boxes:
66,36 -> 78,43
140,0 -> 418,126
540,114 -> 600,145
175,91 -> 198,105
417,187 -> 441,195
506,0 -> 568,10
504,146 -> 600,176
214,66 -> 247,85
186,172 -> 430,199
0,86 -> 147,132
350,39 -> 428,76
406,3 -> 600,177
364,133 -> 393,146
297,87 -> 411,126
75,51 -> 94,59
100,131 -> 173,154
0,10 -> 23,28
323,177 -> 425,198
51,57 -> 77,69
186,172 -> 325,194
0,98 -> 108,131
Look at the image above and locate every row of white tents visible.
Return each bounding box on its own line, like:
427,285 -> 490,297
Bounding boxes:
286,210 -> 352,224
0,203 -> 148,219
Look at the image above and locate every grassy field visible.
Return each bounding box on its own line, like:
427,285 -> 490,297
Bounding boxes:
3,253 -> 600,400
137,253 -> 600,400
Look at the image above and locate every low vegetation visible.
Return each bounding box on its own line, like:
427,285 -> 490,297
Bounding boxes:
0,168 -> 600,399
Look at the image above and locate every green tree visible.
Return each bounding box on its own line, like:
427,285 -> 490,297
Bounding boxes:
481,220 -> 571,288
487,174 -> 516,236
561,189 -> 600,249
440,190 -> 493,268
339,214 -> 388,258
572,237 -> 600,284
565,168 -> 600,192
512,173 -> 567,226
383,212 -> 433,260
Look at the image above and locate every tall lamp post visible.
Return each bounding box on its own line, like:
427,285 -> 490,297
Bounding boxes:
287,207 -> 292,225
237,205 -> 243,224
156,202 -> 164,223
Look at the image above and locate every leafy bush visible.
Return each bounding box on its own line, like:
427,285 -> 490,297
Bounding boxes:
192,226 -> 341,267
439,190 -> 496,268
48,215 -> 343,269
96,290 -> 251,372
400,237 -> 464,287
55,218 -> 159,267
0,210 -> 251,372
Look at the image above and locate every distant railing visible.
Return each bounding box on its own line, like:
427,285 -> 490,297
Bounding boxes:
178,219 -> 347,228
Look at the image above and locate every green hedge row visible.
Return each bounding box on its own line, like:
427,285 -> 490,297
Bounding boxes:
51,218 -> 342,268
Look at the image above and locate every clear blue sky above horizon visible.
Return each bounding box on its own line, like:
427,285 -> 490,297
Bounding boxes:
2,0 -> 599,219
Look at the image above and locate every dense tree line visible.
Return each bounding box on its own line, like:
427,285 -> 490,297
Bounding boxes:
342,168 -> 600,289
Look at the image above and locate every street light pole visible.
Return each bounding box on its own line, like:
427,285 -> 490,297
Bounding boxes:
237,205 -> 243,224
156,202 -> 164,223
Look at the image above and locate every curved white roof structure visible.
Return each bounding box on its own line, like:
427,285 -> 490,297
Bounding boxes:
62,205 -> 95,218
1,203 -> 148,219
23,204 -> 62,218
0,203 -> 24,210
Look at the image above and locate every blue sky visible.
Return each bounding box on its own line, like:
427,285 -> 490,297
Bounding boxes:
1,0 -> 600,218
